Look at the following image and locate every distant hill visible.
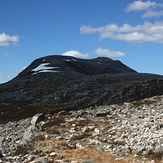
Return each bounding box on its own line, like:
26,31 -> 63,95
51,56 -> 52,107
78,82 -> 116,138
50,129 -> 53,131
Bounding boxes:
0,55 -> 162,124
17,55 -> 137,77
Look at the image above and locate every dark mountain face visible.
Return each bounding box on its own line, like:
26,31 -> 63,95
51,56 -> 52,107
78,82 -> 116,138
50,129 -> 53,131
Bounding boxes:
0,55 -> 163,124
17,55 -> 136,77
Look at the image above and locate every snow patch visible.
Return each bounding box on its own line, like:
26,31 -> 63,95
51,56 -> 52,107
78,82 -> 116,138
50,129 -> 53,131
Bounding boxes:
72,59 -> 77,62
63,58 -> 77,62
64,59 -> 71,62
31,63 -> 60,74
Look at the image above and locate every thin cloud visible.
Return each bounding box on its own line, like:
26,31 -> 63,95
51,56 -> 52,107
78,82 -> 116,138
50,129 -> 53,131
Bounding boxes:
80,21 -> 163,43
10,66 -> 27,73
0,74 -> 11,83
0,74 -> 5,81
125,0 -> 163,18
61,50 -> 89,58
143,10 -> 163,18
125,0 -> 162,12
0,66 -> 26,83
3,52 -> 11,57
0,33 -> 19,46
94,48 -> 125,57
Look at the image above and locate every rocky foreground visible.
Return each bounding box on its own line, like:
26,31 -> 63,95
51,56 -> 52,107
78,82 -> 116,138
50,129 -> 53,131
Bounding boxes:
0,95 -> 163,163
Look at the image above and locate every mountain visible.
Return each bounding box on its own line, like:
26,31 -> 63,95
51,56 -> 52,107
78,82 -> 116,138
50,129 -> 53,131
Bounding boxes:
18,55 -> 136,76
0,55 -> 163,124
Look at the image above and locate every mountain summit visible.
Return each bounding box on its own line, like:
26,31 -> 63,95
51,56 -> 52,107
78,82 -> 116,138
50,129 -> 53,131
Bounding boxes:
0,55 -> 162,123
18,55 -> 136,77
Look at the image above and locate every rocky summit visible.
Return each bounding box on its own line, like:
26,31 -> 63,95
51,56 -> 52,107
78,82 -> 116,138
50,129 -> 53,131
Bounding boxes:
0,55 -> 163,162
0,55 -> 162,124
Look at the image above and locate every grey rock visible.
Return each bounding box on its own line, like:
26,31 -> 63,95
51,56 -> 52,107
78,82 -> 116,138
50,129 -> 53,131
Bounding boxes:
31,113 -> 46,126
21,125 -> 41,145
33,157 -> 48,163
0,95 -> 163,163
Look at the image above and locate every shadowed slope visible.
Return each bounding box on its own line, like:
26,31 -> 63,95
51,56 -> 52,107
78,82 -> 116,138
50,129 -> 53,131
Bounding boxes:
0,55 -> 162,124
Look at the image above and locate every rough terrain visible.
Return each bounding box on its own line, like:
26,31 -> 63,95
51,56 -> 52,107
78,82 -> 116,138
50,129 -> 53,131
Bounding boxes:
0,56 -> 163,162
0,96 -> 163,163
0,56 -> 163,124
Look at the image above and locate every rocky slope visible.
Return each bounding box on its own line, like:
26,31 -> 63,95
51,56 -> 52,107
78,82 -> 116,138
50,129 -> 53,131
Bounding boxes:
0,95 -> 163,163
0,55 -> 163,124
0,55 -> 163,162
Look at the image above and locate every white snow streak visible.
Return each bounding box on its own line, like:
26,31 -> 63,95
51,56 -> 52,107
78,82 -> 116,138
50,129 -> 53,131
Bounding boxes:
32,63 -> 60,74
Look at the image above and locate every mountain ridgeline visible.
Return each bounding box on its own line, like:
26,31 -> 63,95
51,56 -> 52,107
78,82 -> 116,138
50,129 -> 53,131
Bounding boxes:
0,55 -> 163,123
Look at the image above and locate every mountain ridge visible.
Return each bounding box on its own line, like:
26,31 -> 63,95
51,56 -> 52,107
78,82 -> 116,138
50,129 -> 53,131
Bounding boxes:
17,55 -> 137,77
0,55 -> 162,124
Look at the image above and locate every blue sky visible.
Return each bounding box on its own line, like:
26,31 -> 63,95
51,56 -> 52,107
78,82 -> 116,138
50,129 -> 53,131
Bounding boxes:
0,0 -> 163,83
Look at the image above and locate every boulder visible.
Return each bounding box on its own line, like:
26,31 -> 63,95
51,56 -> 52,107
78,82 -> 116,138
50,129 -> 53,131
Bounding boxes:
31,113 -> 46,126
21,125 -> 41,145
